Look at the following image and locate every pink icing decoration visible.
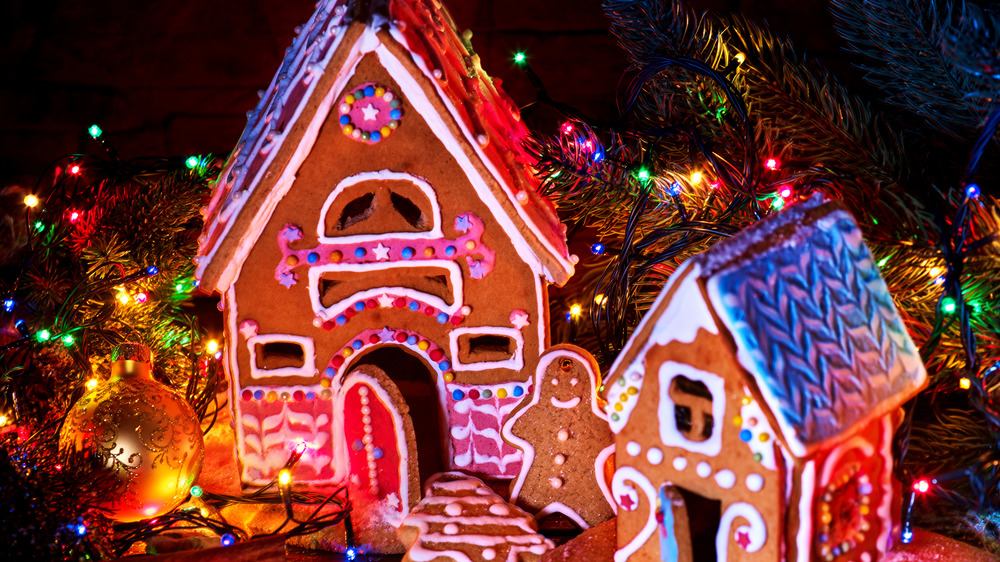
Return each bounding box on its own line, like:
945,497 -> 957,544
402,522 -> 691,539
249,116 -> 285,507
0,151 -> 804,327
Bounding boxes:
339,83 -> 402,144
238,396 -> 335,484
447,384 -> 525,478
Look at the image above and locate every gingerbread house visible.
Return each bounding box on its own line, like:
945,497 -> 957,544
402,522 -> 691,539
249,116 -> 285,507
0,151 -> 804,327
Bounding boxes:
194,0 -> 576,533
602,195 -> 927,561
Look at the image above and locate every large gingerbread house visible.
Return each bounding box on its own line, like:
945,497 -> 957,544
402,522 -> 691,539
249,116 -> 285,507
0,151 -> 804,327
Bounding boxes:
603,195 -> 927,561
194,0 -> 576,531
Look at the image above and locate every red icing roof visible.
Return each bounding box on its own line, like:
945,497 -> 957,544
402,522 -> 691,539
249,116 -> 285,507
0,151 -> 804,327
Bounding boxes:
196,0 -> 573,290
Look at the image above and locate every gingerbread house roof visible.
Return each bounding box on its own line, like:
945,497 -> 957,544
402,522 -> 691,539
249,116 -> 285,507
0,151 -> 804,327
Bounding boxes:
605,195 -> 927,458
195,0 -> 574,292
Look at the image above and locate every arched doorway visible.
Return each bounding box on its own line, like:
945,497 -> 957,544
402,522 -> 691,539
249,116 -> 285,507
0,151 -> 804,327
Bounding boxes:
347,345 -> 446,484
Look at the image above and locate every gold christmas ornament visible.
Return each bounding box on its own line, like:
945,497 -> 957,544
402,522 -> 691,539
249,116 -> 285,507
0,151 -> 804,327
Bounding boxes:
59,342 -> 204,522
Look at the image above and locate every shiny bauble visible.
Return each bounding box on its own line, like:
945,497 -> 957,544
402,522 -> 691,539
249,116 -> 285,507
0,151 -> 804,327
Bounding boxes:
59,342 -> 204,522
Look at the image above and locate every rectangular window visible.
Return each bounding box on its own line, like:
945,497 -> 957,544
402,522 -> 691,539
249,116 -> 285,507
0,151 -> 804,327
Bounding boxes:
247,334 -> 316,379
449,327 -> 523,372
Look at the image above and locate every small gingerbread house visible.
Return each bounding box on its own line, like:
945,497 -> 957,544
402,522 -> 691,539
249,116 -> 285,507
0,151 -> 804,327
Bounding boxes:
194,0 -> 576,535
603,195 -> 926,561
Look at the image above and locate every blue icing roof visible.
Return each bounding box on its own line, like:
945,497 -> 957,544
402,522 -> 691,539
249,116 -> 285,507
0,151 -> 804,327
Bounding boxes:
710,208 -> 924,451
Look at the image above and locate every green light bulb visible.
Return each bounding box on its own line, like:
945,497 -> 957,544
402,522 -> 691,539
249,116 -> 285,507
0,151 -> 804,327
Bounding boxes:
88,124 -> 103,139
185,156 -> 199,169
37,329 -> 51,342
941,296 -> 957,314
514,52 -> 526,64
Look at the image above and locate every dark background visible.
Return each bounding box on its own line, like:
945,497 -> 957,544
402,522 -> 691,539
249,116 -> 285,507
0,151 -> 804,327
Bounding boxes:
0,0 -> 844,189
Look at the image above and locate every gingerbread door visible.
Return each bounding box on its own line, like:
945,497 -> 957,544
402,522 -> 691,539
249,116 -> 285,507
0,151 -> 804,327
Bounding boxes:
339,365 -> 419,525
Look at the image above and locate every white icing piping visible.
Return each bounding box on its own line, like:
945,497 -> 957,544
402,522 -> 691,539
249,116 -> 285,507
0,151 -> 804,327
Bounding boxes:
796,460 -> 815,562
246,334 -> 318,379
595,443 -> 616,514
316,170 -> 443,244
611,467 -> 659,562
876,415 -> 894,557
448,326 -> 524,372
550,396 -> 580,408
717,502 -> 767,561
656,361 -> 726,457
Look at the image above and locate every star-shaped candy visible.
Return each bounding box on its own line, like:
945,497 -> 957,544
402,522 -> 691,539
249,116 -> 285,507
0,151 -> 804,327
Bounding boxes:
377,294 -> 395,308
468,259 -> 485,279
454,214 -> 471,233
279,271 -> 296,288
238,320 -> 259,339
361,103 -> 380,121
618,493 -> 636,511
510,310 -> 530,329
282,225 -> 302,243
736,530 -> 751,550
385,492 -> 400,509
373,243 -> 390,261
377,327 -> 395,342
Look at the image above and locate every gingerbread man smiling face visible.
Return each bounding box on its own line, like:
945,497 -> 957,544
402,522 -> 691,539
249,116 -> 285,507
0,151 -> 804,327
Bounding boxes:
502,345 -> 616,529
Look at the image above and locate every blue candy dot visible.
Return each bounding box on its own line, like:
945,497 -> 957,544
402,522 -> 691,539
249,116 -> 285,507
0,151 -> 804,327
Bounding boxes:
452,389 -> 464,400
336,315 -> 347,325
390,99 -> 400,108
354,247 -> 366,258
390,109 -> 402,119
513,386 -> 523,397
407,335 -> 418,345
352,439 -> 364,451
355,301 -> 365,311
307,252 -> 319,264
739,429 -> 752,442
409,301 -> 420,311
819,534 -> 828,543
401,247 -> 415,259
306,391 -> 316,400
352,340 -> 363,350
370,131 -> 381,142
832,547 -> 841,556
339,115 -> 350,125
254,390 -> 264,400
324,367 -> 335,377
439,361 -> 451,371
372,447 -> 384,459
445,246 -> 456,256
364,85 -> 375,97
355,89 -> 365,99
437,312 -> 449,323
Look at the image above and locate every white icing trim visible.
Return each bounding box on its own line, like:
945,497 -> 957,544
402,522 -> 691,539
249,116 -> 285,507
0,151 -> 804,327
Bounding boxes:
877,415 -> 894,557
550,396 -> 580,409
247,334 -> 317,379
535,502 -> 588,530
820,436 -> 874,486
308,260 -> 463,319
657,361 -> 726,457
796,460 -> 815,562
448,326 -> 524,372
534,274 -> 547,352
595,444 -> 616,515
717,502 -> 767,561
611,467 -> 658,562
316,170 -> 442,243
338,371 -> 412,526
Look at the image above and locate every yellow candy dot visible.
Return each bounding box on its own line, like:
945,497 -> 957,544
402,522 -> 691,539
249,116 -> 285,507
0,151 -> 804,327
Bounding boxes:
443,372 -> 454,382
859,505 -> 870,515
381,126 -> 391,136
343,348 -> 353,357
497,388 -> 508,398
733,416 -> 743,426
423,247 -> 434,257
820,512 -> 831,525
614,402 -> 623,411
345,94 -> 355,104
375,87 -> 385,97
742,396 -> 752,405
417,340 -> 430,350
465,240 -> 476,250
627,386 -> 638,395
330,250 -> 342,263
266,391 -> 278,402
286,255 -> 299,266
320,378 -> 330,388
758,432 -> 770,442
343,124 -> 354,135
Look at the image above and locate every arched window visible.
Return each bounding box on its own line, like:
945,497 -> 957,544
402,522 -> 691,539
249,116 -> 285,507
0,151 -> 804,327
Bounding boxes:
318,171 -> 441,242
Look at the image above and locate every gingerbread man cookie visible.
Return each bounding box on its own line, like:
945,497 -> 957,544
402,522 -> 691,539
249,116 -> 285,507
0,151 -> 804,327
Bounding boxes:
502,345 -> 616,529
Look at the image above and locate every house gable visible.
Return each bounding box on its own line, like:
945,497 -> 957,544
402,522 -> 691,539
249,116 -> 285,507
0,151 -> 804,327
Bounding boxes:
196,0 -> 574,294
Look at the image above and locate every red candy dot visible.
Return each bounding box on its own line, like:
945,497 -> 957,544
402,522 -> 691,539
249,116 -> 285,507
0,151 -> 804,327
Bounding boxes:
241,389 -> 253,401
469,389 -> 480,399
424,306 -> 435,315
293,390 -> 305,401
332,356 -> 345,368
369,334 -> 380,344
450,316 -> 463,326
366,299 -> 377,308
395,332 -> 408,343
322,320 -> 336,330
344,308 -> 355,318
429,349 -> 443,361
394,298 -> 406,308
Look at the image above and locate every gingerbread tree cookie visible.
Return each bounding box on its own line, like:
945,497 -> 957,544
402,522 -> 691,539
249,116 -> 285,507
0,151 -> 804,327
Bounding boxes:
502,345 -> 615,529
397,472 -> 554,562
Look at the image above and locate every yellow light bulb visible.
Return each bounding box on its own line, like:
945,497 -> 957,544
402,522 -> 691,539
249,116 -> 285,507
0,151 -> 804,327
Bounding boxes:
735,52 -> 746,64
569,304 -> 582,317
594,293 -> 608,306
690,171 -> 703,185
86,378 -> 99,391
959,377 -> 971,390
0,415 -> 7,426
117,293 -> 130,305
24,195 -> 39,208
278,469 -> 291,486
928,266 -> 942,278
206,340 -> 219,354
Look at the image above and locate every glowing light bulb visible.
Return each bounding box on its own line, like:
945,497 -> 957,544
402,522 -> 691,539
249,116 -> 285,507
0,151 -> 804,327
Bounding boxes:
69,211 -> 80,222
959,377 -> 971,390
0,415 -> 8,426
185,156 -> 200,169
594,293 -> 608,306
24,195 -> 39,208
88,124 -> 103,139
134,292 -> 148,304
346,547 -> 358,560
590,242 -> 605,255
221,534 -> 235,547
928,266 -> 942,278
37,329 -> 51,342
206,340 -> 219,354
117,291 -> 130,305
3,298 -> 13,312
636,168 -> 650,182
966,183 -> 980,199
771,197 -> 785,210
778,185 -> 792,198
569,304 -> 582,317
561,122 -> 574,135
690,171 -> 703,184
941,297 -> 957,314
61,334 -> 74,347
912,479 -> 930,493
279,469 -> 292,486
669,182 -> 683,196
69,164 -> 81,175
734,52 -> 746,64
764,157 -> 779,170
190,485 -> 203,498
513,52 -> 526,64
86,378 -> 98,391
